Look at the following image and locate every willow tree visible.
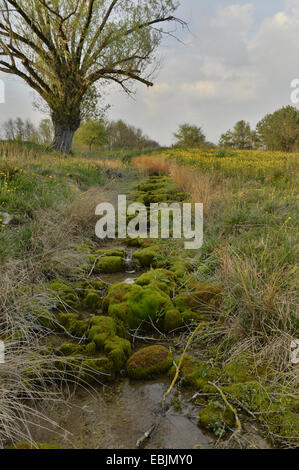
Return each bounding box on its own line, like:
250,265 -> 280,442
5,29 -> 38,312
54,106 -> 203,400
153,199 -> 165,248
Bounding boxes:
0,0 -> 181,153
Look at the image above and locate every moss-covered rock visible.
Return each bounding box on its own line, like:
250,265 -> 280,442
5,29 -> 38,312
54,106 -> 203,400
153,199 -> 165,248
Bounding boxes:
104,336 -> 131,370
94,249 -> 124,257
81,356 -> 115,382
135,269 -> 176,296
127,345 -> 173,380
133,247 -> 157,267
48,279 -> 78,307
86,316 -> 131,370
125,284 -> 172,328
187,282 -> 222,308
169,260 -> 192,280
163,308 -> 182,332
57,342 -> 85,356
95,256 -> 124,274
88,315 -> 117,347
57,313 -> 88,336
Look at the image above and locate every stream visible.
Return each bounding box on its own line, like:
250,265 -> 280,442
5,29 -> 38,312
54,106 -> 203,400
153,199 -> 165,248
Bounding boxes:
29,380 -> 213,449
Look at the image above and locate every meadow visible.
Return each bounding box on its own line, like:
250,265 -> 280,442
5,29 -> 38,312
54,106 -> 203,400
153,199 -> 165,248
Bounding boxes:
0,142 -> 298,448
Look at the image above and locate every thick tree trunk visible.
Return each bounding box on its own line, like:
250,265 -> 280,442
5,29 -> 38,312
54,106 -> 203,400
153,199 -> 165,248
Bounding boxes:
50,123 -> 78,154
50,108 -> 81,154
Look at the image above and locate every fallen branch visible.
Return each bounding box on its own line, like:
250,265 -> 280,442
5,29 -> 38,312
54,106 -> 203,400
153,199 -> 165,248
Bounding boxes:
163,321 -> 206,400
208,381 -> 242,432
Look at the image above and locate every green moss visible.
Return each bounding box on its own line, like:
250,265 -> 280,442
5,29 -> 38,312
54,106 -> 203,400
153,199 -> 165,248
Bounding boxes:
222,381 -> 299,443
104,336 -> 131,370
136,268 -> 176,296
86,316 -> 131,371
8,441 -> 59,449
181,310 -> 206,324
187,282 -> 222,308
32,308 -> 54,329
163,308 -> 182,332
57,342 -> 84,356
223,356 -> 256,383
102,283 -> 131,312
125,284 -> 172,328
94,249 -> 124,257
85,341 -> 97,355
80,288 -> 102,310
95,256 -> 124,274
133,247 -> 157,267
88,316 -> 117,347
81,356 -> 115,382
57,313 -> 87,336
169,260 -> 192,280
127,345 -> 173,380
136,183 -> 164,192
48,279 -> 78,307
124,236 -> 145,247
198,400 -> 235,437
169,357 -> 220,393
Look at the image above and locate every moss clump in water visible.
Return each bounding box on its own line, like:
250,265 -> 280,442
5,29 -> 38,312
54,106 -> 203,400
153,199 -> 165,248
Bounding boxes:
95,256 -> 124,274
127,345 -> 173,380
135,268 -> 176,296
163,308 -> 182,332
87,316 -> 131,371
133,247 -> 158,268
125,284 -> 172,328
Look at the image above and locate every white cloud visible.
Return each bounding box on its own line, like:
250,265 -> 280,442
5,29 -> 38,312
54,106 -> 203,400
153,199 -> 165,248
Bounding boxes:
181,81 -> 217,98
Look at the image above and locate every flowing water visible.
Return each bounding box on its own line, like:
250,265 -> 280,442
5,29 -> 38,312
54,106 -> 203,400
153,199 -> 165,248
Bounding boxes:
29,380 -> 213,449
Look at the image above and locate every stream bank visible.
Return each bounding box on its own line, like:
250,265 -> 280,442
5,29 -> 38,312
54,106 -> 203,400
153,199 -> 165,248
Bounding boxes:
10,168 -> 287,450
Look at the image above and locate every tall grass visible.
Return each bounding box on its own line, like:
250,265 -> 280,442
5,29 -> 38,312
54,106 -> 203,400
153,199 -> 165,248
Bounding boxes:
132,151 -> 299,372
0,142 -> 121,447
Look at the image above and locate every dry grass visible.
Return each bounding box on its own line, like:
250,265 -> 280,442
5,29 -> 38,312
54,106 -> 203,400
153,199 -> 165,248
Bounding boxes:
96,159 -> 123,169
65,184 -> 118,232
132,155 -> 226,210
218,244 -> 298,372
132,155 -> 171,175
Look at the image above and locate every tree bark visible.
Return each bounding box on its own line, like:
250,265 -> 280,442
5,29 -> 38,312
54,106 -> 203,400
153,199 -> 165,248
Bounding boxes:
50,107 -> 81,154
51,122 -> 79,154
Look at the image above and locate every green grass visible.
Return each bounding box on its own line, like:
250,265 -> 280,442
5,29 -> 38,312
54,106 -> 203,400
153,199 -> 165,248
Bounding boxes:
0,144 -> 107,260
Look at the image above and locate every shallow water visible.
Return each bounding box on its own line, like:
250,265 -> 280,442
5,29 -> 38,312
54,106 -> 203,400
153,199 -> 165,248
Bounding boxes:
30,379 -> 213,449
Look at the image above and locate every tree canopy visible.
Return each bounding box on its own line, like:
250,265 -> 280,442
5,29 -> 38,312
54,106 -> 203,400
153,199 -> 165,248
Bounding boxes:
219,120 -> 257,150
256,106 -> 299,152
173,124 -> 206,148
74,119 -> 107,150
0,1 -> 181,153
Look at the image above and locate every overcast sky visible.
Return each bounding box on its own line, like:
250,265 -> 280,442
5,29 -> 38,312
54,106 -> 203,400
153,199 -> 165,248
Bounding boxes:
1,0 -> 299,145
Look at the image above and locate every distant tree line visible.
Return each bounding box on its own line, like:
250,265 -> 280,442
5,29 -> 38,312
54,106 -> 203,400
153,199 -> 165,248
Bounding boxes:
74,119 -> 160,151
3,105 -> 299,153
173,106 -> 299,152
1,117 -> 160,151
1,117 -> 54,144
219,106 -> 299,152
